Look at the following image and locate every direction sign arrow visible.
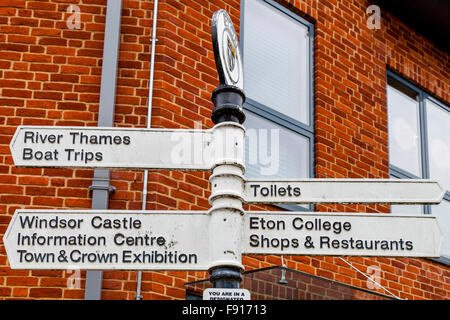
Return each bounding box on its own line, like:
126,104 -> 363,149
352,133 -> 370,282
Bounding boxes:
243,179 -> 445,204
3,210 -> 211,270
242,211 -> 443,257
9,123 -> 244,170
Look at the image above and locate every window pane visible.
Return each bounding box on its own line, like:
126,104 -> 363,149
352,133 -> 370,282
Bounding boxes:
389,175 -> 423,214
390,204 -> 423,215
243,0 -> 310,124
426,100 -> 450,191
387,85 -> 422,176
244,111 -> 309,179
431,200 -> 450,259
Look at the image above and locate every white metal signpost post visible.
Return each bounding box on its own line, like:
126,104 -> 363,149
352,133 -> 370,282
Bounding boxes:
3,9 -> 446,301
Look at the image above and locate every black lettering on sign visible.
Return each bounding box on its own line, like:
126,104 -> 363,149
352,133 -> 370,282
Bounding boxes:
17,250 -> 55,263
113,233 -> 165,246
69,132 -> 131,145
250,184 -> 301,197
24,131 -> 63,144
319,237 -> 414,251
249,234 -> 299,251
18,215 -> 84,229
292,218 -> 351,234
249,217 -> 285,230
90,216 -> 142,229
23,148 -> 59,161
64,149 -> 103,163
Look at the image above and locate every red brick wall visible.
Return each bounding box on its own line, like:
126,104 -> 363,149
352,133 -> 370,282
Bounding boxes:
0,0 -> 449,300
242,267 -> 390,300
187,266 -> 391,300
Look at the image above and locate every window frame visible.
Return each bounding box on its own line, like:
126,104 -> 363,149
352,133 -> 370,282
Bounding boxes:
387,70 -> 450,265
240,0 -> 315,212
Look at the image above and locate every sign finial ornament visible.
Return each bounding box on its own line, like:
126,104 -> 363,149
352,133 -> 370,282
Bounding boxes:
210,10 -> 245,125
211,9 -> 243,90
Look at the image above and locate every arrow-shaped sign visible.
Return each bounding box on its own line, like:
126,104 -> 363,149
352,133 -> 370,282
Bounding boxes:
243,179 -> 445,204
3,210 -> 211,270
242,211 -> 443,257
9,123 -> 244,171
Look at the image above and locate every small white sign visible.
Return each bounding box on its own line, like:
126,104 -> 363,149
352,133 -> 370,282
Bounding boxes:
203,288 -> 250,300
243,179 -> 445,204
3,210 -> 211,270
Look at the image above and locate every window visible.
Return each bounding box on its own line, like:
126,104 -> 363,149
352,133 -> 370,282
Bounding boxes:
387,83 -> 422,176
387,71 -> 450,263
241,0 -> 314,198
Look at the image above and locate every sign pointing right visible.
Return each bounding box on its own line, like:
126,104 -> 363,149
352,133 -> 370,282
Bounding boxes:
243,179 -> 445,204
242,212 -> 443,257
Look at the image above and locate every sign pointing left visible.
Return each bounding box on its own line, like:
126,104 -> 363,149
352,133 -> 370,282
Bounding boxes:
3,210 -> 211,270
9,123 -> 244,170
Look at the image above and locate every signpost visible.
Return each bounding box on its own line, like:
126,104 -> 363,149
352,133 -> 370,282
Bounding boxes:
3,9 -> 446,300
3,210 -> 211,270
242,212 -> 443,257
3,210 -> 442,271
9,123 -> 244,171
243,179 -> 445,204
